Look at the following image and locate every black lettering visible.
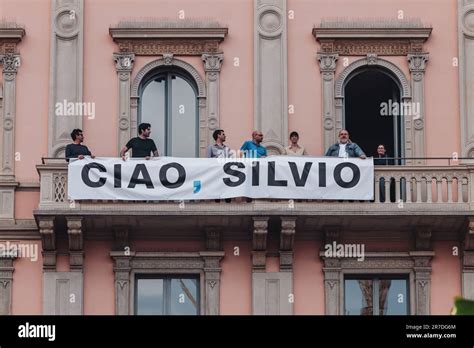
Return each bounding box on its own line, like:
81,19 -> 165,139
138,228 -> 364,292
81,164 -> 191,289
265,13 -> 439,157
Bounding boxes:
114,164 -> 121,188
223,162 -> 246,187
252,161 -> 259,186
268,161 -> 287,187
81,163 -> 107,188
159,163 -> 186,188
334,162 -> 360,188
128,164 -> 154,189
319,162 -> 326,187
289,162 -> 312,187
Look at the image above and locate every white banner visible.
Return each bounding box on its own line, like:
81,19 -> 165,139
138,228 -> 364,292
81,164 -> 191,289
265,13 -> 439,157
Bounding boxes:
67,156 -> 374,201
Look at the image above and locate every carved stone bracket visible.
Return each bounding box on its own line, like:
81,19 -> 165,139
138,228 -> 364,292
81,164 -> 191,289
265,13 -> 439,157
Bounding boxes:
38,217 -> 56,271
205,227 -> 222,251
0,254 -> 15,314
66,217 -> 83,271
280,217 -> 296,271
414,225 -> 432,251
252,217 -> 269,271
113,226 -> 130,252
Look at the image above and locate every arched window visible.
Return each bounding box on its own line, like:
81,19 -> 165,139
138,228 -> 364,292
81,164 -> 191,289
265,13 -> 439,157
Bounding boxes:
139,68 -> 199,157
343,67 -> 404,164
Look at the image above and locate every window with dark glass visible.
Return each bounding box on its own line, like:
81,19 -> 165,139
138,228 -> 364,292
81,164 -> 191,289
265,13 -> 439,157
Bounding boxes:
139,69 -> 198,157
135,275 -> 199,315
344,275 -> 409,315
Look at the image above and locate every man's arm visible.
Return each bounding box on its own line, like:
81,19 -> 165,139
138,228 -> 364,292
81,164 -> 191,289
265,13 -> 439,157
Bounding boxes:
353,144 -> 366,159
206,145 -> 213,158
120,146 -> 129,160
325,145 -> 333,156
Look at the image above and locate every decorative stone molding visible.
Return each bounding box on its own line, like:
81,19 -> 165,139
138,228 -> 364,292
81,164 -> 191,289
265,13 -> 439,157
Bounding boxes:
407,53 -> 428,164
462,217 -> 474,299
48,0 -> 84,157
0,24 -> 25,55
320,251 -> 434,315
205,226 -> 222,251
113,226 -> 130,251
313,19 -> 432,56
110,21 -> 227,55
458,0 -> 474,157
414,226 -> 432,251
110,250 -> 224,315
0,25 -> 23,220
254,0 -> 288,155
331,56 -> 418,162
113,52 -> 135,154
280,217 -> 296,271
0,252 -> 15,314
128,57 -> 210,156
202,53 -> 223,146
252,217 -> 269,271
317,53 -> 339,156
66,217 -> 83,271
38,217 -> 56,271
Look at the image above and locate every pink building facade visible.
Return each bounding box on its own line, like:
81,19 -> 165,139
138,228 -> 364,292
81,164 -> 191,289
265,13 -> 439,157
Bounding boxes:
0,0 -> 473,315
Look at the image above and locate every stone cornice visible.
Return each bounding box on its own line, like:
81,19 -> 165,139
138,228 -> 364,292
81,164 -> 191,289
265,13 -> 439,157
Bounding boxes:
0,27 -> 25,54
313,27 -> 432,40
109,25 -> 228,56
110,27 -> 228,40
313,26 -> 432,56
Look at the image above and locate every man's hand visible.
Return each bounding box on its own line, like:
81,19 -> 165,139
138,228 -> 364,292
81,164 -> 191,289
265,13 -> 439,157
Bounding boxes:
360,155 -> 367,159
145,156 -> 151,160
78,155 -> 84,159
91,155 -> 96,159
122,155 -> 127,161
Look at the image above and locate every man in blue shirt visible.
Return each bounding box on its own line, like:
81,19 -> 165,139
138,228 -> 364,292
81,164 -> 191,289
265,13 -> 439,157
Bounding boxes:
240,130 -> 267,158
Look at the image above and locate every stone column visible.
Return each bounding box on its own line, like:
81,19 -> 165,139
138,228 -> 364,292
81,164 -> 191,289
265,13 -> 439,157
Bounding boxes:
0,250 -> 15,314
202,53 -> 223,155
411,253 -> 433,315
462,218 -> 474,299
254,0 -> 288,154
201,251 -> 225,315
0,54 -> 20,220
321,226 -> 341,315
48,0 -> 84,157
458,0 -> 474,157
317,53 -> 339,151
407,53 -> 429,165
113,52 -> 135,155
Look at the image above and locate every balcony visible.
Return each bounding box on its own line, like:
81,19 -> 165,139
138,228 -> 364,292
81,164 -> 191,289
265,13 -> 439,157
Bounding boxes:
33,158 -> 474,238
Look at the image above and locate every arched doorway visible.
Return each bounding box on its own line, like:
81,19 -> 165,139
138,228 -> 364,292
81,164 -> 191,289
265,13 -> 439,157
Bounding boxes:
343,67 -> 404,164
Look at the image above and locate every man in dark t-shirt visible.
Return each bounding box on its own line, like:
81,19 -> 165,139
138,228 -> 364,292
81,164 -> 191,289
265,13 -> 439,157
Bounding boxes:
65,129 -> 95,162
120,123 -> 159,160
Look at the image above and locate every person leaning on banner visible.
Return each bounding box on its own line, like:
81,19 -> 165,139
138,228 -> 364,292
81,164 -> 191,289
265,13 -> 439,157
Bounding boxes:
325,129 -> 366,159
207,129 -> 231,158
207,129 -> 232,203
65,129 -> 95,162
283,131 -> 307,156
374,144 -> 395,202
120,123 -> 159,160
240,130 -> 267,158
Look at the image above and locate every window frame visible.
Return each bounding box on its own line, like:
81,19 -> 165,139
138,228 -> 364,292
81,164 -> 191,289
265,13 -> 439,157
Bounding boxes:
138,67 -> 199,157
343,274 -> 410,316
134,273 -> 201,315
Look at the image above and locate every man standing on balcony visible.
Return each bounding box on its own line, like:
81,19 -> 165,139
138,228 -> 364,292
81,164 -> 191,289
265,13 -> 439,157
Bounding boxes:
325,129 -> 366,159
120,123 -> 159,160
240,130 -> 267,158
65,129 -> 95,162
207,129 -> 231,158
